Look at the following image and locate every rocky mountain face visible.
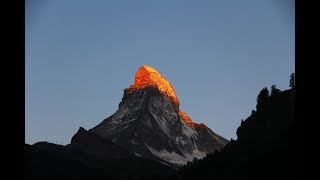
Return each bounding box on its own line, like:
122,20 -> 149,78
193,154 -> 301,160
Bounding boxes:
67,127 -> 134,160
90,65 -> 228,166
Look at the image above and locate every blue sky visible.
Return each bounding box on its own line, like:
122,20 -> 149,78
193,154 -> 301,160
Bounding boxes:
26,0 -> 294,145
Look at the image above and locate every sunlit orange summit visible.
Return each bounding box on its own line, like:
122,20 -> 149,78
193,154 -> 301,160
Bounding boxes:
127,65 -> 204,127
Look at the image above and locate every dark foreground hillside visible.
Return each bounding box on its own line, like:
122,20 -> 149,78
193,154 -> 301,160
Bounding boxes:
181,88 -> 295,180
25,141 -> 178,180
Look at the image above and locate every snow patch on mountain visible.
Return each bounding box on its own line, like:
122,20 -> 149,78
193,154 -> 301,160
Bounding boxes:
184,148 -> 207,161
150,111 -> 170,135
123,118 -> 137,124
180,118 -> 198,139
145,143 -> 189,165
175,136 -> 187,146
145,142 -> 207,165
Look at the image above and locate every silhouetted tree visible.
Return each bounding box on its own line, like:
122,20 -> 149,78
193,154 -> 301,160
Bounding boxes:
241,119 -> 244,125
271,85 -> 281,96
256,87 -> 269,111
186,161 -> 191,167
193,157 -> 199,164
289,73 -> 295,88
251,110 -> 256,114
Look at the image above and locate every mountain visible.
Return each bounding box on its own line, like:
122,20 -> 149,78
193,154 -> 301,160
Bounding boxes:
181,88 -> 295,180
90,65 -> 228,166
25,65 -> 228,179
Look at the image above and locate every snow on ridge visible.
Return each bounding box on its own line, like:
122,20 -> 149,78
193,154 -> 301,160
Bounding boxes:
145,143 -> 188,165
180,118 -> 198,139
150,111 -> 170,135
144,142 -> 207,165
123,117 -> 137,124
175,136 -> 187,145
184,149 -> 207,161
123,124 -> 130,130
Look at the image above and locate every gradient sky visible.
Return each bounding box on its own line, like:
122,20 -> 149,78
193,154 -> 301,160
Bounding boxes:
26,0 -> 294,145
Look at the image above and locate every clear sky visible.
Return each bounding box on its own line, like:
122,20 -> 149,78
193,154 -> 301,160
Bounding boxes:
26,0 -> 294,145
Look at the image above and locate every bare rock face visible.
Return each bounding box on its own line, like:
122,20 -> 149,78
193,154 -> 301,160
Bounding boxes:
90,65 -> 228,167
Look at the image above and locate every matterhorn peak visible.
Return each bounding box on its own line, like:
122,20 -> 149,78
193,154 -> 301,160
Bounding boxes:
128,65 -> 179,106
127,65 -> 202,127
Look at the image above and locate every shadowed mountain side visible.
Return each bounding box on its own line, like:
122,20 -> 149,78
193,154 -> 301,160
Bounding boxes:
26,128 -> 179,180
181,88 -> 295,180
67,127 -> 134,160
